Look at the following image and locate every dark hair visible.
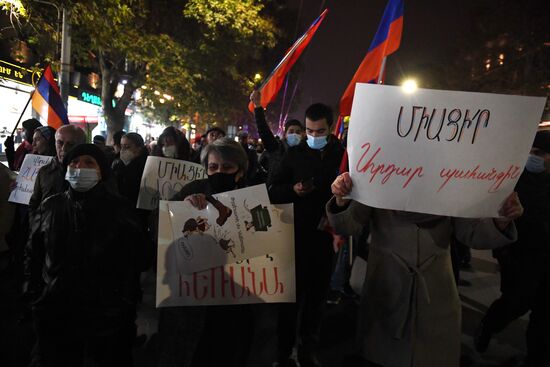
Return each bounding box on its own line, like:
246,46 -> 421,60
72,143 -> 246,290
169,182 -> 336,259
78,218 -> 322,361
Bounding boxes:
93,135 -> 106,144
205,127 -> 226,137
305,103 -> 333,127
123,132 -> 145,147
22,118 -> 42,143
153,126 -> 191,160
284,119 -> 303,132
113,131 -> 126,146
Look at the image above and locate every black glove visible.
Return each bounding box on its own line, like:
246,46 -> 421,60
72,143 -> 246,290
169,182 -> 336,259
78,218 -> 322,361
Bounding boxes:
4,135 -> 14,150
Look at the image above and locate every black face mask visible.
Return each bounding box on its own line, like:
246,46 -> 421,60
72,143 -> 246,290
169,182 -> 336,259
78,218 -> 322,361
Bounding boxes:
208,172 -> 238,193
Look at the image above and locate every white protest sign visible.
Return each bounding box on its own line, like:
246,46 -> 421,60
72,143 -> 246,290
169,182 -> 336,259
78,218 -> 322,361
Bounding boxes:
162,184 -> 281,273
137,156 -> 207,210
8,154 -> 53,205
156,202 -> 295,307
348,84 -> 546,218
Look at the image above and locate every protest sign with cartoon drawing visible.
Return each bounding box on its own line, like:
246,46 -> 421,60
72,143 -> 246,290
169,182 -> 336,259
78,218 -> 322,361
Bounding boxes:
163,184 -> 282,274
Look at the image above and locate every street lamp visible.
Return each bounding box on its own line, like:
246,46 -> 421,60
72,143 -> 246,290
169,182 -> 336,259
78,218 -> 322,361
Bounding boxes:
401,79 -> 418,94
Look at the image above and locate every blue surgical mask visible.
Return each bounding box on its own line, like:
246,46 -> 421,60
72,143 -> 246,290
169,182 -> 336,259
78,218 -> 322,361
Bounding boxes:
286,133 -> 301,147
525,154 -> 546,173
306,134 -> 328,150
65,167 -> 100,192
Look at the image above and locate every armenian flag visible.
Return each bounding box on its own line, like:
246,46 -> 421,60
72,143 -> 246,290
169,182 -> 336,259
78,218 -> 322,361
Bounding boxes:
249,9 -> 328,113
339,0 -> 403,116
32,65 -> 69,129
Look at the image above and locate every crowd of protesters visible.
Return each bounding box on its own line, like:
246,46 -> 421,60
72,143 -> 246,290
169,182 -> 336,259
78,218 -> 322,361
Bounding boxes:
0,88 -> 548,367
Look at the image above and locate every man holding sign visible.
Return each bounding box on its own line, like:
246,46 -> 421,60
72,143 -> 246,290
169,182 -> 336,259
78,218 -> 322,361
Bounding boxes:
323,84 -> 539,367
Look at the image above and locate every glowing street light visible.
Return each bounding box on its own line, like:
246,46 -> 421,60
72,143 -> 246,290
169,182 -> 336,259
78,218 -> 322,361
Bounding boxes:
402,79 -> 418,94
254,73 -> 262,82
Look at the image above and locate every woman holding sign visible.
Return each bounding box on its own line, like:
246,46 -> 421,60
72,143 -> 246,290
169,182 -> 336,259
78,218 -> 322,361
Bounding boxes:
327,172 -> 523,367
157,137 -> 255,367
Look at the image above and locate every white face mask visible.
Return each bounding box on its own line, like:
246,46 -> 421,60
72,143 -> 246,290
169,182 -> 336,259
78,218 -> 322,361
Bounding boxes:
162,145 -> 177,158
65,167 -> 100,192
120,150 -> 136,166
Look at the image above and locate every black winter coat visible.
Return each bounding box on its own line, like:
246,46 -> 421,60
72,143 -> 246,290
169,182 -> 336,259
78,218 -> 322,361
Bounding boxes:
112,150 -> 148,207
511,170 -> 550,253
253,107 -> 289,185
269,136 -> 344,234
25,184 -> 149,313
28,158 -> 66,220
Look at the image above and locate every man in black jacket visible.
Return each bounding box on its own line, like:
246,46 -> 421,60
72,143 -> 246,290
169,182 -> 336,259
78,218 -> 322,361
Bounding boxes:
269,103 -> 344,367
475,130 -> 550,367
25,144 -> 148,367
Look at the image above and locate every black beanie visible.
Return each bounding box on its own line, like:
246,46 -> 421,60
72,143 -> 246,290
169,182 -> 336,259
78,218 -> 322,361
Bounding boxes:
63,143 -> 109,179
22,118 -> 42,131
533,130 -> 550,154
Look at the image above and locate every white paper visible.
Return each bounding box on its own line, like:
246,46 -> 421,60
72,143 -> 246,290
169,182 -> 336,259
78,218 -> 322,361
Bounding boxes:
156,201 -> 296,307
137,156 -> 207,210
8,154 -> 53,205
348,84 -> 546,217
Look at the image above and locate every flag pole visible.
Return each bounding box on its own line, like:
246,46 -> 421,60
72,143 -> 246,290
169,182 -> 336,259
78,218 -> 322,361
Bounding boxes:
10,91 -> 34,136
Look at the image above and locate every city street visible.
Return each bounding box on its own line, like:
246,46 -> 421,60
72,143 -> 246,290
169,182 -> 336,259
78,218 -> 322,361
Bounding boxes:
0,249 -> 529,367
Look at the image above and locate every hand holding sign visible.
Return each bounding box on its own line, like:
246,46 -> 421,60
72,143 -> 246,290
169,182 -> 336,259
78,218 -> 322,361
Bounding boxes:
331,172 -> 353,207
494,192 -> 523,231
185,193 -> 208,210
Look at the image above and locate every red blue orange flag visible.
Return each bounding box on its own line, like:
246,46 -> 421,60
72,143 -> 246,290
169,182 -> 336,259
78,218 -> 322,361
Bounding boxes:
249,9 -> 328,113
31,65 -> 69,129
339,0 -> 403,116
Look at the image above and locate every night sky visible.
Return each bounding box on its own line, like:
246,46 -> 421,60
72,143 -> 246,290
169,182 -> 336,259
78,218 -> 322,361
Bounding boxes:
282,0 -> 469,118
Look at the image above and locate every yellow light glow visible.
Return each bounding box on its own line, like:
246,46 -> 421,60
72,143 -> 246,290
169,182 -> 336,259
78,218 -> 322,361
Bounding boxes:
401,79 -> 418,94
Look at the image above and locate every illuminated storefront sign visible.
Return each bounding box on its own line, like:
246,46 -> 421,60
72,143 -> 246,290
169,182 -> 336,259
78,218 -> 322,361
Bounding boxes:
0,60 -> 39,86
79,91 -> 102,106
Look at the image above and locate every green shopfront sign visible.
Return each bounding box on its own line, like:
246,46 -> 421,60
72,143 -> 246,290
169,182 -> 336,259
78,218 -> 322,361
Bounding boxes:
78,91 -> 115,107
80,91 -> 102,106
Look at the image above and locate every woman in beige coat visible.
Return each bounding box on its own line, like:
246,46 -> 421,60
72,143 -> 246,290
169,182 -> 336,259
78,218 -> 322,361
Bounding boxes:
327,172 -> 523,367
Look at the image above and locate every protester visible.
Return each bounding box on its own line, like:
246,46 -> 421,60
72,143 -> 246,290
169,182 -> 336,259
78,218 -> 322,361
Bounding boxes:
24,144 -> 148,366
0,164 -> 16,273
113,130 -> 126,156
93,134 -> 117,165
191,127 -> 225,163
31,126 -> 56,156
205,126 -> 225,145
153,126 -> 191,161
28,124 -> 87,219
237,130 -> 260,184
4,118 -> 42,171
475,130 -> 550,367
111,132 -> 150,226
157,137 -> 254,367
269,103 -> 344,367
327,172 -> 522,367
250,90 -> 304,184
